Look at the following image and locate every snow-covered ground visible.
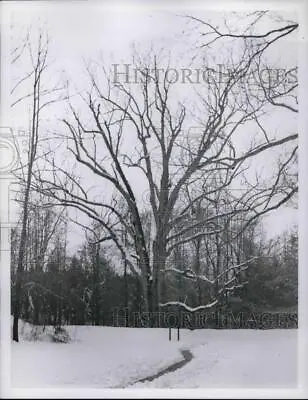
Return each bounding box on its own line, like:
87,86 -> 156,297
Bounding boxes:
131,329 -> 297,389
11,321 -> 297,390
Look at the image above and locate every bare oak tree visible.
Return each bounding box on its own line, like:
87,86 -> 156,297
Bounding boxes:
33,12 -> 297,317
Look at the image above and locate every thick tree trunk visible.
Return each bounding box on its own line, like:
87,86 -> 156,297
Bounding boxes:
152,235 -> 167,316
195,239 -> 202,305
12,298 -> 20,342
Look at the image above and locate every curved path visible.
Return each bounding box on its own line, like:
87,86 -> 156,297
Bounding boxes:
122,349 -> 193,387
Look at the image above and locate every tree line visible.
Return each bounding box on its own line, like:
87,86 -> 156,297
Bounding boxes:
11,200 -> 297,329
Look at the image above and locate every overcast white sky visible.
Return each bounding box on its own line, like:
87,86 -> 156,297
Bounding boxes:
1,1 -> 298,253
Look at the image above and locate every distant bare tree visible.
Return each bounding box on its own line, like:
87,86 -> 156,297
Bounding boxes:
11,26 -> 65,341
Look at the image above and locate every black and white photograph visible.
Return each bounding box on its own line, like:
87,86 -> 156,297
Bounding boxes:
0,0 -> 307,398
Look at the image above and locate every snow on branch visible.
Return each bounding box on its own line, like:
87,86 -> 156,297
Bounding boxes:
162,267 -> 216,284
159,299 -> 218,312
224,282 -> 248,292
162,256 -> 257,284
166,229 -> 221,254
218,280 -> 248,295
163,267 -> 198,280
215,256 -> 257,281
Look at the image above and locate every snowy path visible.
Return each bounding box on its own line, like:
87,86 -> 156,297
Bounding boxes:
118,349 -> 194,388
131,329 -> 298,388
136,349 -> 193,383
11,325 -> 297,389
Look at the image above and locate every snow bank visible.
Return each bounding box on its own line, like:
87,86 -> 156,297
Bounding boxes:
10,317 -> 70,343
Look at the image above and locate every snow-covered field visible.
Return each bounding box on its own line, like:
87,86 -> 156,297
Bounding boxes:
11,321 -> 297,389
